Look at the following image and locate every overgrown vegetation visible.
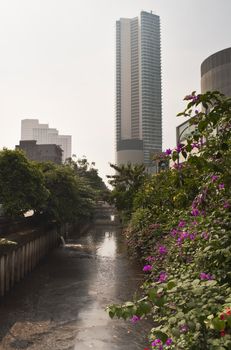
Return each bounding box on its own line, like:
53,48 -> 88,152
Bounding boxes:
0,151 -> 107,224
107,91 -> 231,350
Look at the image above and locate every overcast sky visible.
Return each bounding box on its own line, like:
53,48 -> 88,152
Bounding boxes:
0,0 -> 230,182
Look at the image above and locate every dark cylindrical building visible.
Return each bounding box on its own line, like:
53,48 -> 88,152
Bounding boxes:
201,47 -> 231,96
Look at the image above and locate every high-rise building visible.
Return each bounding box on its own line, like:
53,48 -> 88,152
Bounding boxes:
116,11 -> 162,171
21,119 -> 72,162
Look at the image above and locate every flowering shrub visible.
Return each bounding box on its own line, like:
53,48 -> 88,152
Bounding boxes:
107,92 -> 231,349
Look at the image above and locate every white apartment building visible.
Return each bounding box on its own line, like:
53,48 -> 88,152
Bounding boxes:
21,119 -> 72,162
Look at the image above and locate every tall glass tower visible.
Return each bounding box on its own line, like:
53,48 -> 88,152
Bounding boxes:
116,11 -> 162,171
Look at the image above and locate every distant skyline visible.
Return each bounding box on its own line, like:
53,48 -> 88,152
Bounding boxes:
0,0 -> 230,182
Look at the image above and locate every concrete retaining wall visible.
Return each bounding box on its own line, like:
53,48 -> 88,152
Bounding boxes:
0,229 -> 58,297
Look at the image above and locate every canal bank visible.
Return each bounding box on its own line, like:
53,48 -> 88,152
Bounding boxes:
0,224 -> 151,350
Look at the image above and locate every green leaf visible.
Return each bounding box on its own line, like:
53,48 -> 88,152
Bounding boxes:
152,331 -> 168,343
167,281 -> 176,290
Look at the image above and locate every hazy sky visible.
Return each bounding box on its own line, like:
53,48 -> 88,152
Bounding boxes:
0,0 -> 230,182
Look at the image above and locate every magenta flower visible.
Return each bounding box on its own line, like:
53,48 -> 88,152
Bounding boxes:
192,142 -> 199,148
165,338 -> 173,346
219,183 -> 225,190
143,264 -> 152,272
178,220 -> 186,228
189,234 -> 196,240
170,228 -> 178,236
191,208 -> 200,216
176,144 -> 183,153
130,315 -> 141,324
211,175 -> 219,182
158,246 -> 167,255
200,272 -> 213,280
158,272 -> 167,282
165,148 -> 172,155
224,201 -> 230,209
151,339 -> 161,346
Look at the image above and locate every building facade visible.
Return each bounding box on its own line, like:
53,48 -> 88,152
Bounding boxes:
116,11 -> 162,171
201,47 -> 231,96
21,119 -> 72,162
16,140 -> 62,164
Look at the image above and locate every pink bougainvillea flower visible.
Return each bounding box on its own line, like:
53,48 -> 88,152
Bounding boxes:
158,272 -> 167,282
130,315 -> 141,324
175,144 -> 183,153
178,220 -> 186,228
170,228 -> 178,237
165,148 -> 172,155
158,246 -> 167,255
219,183 -> 225,190
191,208 -> 200,216
143,265 -> 152,272
211,175 -> 219,182
200,272 -> 213,280
165,338 -> 173,346
151,339 -> 161,346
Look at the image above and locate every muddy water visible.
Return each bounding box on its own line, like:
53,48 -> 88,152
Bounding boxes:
0,225 -> 151,350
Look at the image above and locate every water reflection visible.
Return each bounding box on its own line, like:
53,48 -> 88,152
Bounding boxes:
96,231 -> 116,258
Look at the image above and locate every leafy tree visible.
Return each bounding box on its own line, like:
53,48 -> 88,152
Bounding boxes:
65,156 -> 109,200
0,149 -> 48,217
107,163 -> 147,222
39,162 -> 95,224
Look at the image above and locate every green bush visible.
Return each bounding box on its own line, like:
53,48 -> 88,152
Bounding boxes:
107,92 -> 231,349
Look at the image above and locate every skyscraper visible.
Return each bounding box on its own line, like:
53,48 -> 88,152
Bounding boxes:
21,119 -> 72,162
116,11 -> 162,171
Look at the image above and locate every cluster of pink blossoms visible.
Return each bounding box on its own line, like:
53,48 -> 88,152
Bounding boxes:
143,264 -> 152,272
200,272 -> 214,280
130,315 -> 141,324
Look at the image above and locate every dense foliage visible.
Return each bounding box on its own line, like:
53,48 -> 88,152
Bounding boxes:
107,91 -> 231,350
107,163 -> 147,222
0,151 -> 106,223
0,149 -> 48,217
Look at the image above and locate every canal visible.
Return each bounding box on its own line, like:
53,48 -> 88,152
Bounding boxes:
0,224 -> 151,349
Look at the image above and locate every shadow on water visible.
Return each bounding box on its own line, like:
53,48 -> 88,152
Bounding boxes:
0,224 -> 151,350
